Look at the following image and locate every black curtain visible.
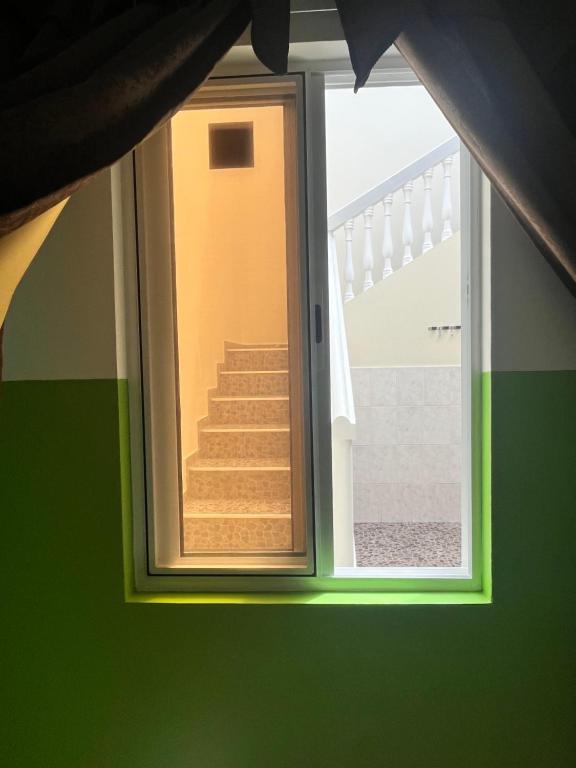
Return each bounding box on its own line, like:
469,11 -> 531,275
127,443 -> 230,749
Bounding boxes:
335,0 -> 576,295
1,0 -> 575,295
0,0 -> 288,234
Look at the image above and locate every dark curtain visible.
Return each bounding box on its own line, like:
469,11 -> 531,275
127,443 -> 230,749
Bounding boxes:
1,0 -> 576,295
335,0 -> 576,295
0,0 -> 289,234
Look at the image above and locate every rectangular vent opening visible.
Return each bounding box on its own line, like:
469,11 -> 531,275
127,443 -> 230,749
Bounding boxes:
209,122 -> 254,169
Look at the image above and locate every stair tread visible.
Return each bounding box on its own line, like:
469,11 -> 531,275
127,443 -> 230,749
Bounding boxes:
211,395 -> 289,401
226,342 -> 288,349
184,499 -> 291,517
200,423 -> 289,432
189,457 -> 290,469
220,369 -> 288,375
228,346 -> 288,353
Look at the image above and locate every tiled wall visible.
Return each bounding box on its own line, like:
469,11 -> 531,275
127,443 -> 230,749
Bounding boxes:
351,366 -> 462,522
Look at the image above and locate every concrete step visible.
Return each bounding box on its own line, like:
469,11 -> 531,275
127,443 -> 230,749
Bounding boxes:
198,424 -> 290,459
225,346 -> 289,371
187,458 -> 291,500
209,394 -> 290,425
218,369 -> 289,396
183,513 -> 292,552
184,499 -> 291,515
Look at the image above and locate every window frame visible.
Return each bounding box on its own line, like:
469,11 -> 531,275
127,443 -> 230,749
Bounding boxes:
114,63 -> 491,604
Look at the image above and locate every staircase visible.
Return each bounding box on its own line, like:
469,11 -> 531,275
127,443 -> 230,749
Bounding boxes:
328,135 -> 460,302
183,342 -> 293,554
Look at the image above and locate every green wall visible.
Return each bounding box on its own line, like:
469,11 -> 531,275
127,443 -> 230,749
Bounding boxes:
1,373 -> 575,767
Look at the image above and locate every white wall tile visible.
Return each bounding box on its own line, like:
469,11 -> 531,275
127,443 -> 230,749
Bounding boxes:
423,367 -> 461,405
354,406 -> 374,444
396,405 -> 461,444
369,368 -> 397,405
353,483 -> 381,521
395,444 -> 461,484
351,368 -> 370,406
350,366 -> 463,524
391,482 -> 461,522
370,407 -> 397,445
353,445 -> 396,483
396,367 -> 427,404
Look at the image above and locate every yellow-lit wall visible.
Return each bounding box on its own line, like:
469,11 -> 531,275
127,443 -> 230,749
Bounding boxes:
171,106 -> 288,484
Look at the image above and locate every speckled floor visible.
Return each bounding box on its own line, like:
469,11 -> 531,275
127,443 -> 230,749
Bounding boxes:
354,522 -> 461,567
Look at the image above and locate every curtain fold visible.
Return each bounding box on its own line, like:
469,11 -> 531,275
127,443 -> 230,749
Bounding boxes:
1,0 -> 575,296
335,0 -> 576,296
0,1 -> 251,234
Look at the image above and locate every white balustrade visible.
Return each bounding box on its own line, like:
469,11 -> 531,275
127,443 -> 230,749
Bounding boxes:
441,155 -> 454,241
401,181 -> 414,266
327,137 -> 460,303
382,194 -> 394,279
362,206 -> 375,291
343,219 -> 355,302
422,168 -> 434,253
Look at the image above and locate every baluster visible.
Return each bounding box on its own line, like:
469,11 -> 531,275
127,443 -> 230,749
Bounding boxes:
362,206 -> 375,291
343,219 -> 355,302
402,181 -> 414,266
441,155 -> 454,241
422,168 -> 434,253
382,194 -> 394,279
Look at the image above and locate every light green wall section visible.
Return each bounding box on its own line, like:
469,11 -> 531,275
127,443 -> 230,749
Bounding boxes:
1,373 -> 574,766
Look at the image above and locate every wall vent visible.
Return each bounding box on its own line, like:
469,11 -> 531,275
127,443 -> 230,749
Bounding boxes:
209,122 -> 254,169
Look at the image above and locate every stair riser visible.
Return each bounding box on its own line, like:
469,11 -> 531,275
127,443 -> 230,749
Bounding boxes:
225,349 -> 289,371
188,469 -> 291,500
209,398 -> 290,425
199,430 -> 290,459
183,517 -> 292,552
218,371 -> 288,396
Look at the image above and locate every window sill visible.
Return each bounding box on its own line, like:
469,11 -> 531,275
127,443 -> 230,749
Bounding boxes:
125,584 -> 492,606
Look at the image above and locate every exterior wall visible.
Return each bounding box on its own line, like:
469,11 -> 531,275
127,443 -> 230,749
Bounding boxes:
344,236 -> 460,367
326,85 -> 458,213
351,365 -> 461,522
2,172 -> 576,768
171,106 -> 288,469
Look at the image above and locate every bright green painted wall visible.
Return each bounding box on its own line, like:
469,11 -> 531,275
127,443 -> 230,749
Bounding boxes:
1,373 -> 575,767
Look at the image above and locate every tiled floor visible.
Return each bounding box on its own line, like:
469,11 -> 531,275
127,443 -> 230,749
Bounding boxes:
354,522 -> 461,567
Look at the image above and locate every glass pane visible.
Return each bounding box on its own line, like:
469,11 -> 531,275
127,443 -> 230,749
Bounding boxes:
170,82 -> 309,568
326,74 -> 466,571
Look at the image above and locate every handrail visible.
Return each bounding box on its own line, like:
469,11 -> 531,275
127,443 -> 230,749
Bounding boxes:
328,135 -> 460,232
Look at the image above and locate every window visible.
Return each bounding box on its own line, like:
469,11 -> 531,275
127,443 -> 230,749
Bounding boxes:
120,52 -> 489,601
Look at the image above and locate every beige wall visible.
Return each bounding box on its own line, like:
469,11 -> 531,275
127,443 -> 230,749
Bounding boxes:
171,106 -> 289,478
4,172 -> 118,381
344,236 -> 461,367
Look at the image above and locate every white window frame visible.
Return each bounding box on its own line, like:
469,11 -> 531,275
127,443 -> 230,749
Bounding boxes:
113,52 -> 490,600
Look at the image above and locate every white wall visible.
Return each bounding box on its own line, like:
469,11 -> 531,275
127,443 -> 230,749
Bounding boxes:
325,85 -> 457,212
490,191 -> 576,373
326,85 -> 460,293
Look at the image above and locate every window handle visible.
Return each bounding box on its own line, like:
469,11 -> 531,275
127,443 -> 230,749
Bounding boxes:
314,304 -> 323,343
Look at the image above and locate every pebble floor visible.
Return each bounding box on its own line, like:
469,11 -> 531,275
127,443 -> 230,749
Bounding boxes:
354,522 -> 461,567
